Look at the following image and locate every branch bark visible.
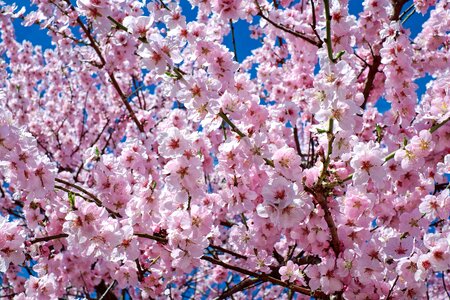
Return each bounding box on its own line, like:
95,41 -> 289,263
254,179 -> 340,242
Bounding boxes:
55,178 -> 122,218
55,0 -> 145,133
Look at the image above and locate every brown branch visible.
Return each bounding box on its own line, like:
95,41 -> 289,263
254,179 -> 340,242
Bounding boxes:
0,184 -> 5,198
315,191 -> 340,257
293,126 -> 303,156
229,19 -> 239,62
108,74 -> 145,132
434,182 -> 450,194
30,233 -> 69,245
218,110 -> 275,167
296,254 -> 321,266
217,278 -> 261,300
134,232 -> 168,244
255,0 -> 322,47
309,0 -> 322,43
391,0 -> 410,21
442,272 -> 450,299
386,275 -> 399,300
96,280 -> 118,300
218,110 -> 246,138
0,294 -> 18,298
209,245 -> 248,260
30,232 -> 327,298
55,184 -> 92,203
56,0 -> 144,133
361,0 -> 409,110
201,255 -> 329,299
134,232 -> 248,260
55,178 -> 122,218
361,55 -> 381,110
220,220 -> 236,227
135,259 -> 145,282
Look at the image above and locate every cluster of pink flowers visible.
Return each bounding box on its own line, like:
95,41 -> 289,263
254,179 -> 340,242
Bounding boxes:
0,0 -> 450,299
0,215 -> 25,274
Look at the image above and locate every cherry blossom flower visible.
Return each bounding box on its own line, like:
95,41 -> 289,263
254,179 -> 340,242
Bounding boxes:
350,141 -> 386,187
279,260 -> 301,283
0,0 -> 450,298
0,216 -> 25,273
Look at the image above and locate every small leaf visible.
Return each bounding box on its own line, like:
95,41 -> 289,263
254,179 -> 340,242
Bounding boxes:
375,124 -> 383,143
151,180 -> 157,190
335,50 -> 345,60
165,71 -> 178,78
68,191 -> 76,210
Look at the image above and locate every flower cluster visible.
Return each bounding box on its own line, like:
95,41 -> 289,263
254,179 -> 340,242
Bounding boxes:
0,0 -> 450,299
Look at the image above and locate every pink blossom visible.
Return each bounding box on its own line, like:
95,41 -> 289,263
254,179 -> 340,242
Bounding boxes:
273,146 -> 302,181
0,216 -> 25,273
0,0 -> 450,298
279,260 -> 301,283
350,141 -> 386,187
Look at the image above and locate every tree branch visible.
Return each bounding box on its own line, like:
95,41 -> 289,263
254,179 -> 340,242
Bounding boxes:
255,0 -> 322,47
55,178 -> 122,218
30,233 -> 69,245
386,275 -> 399,300
323,0 -> 337,63
134,232 -> 168,244
316,191 -> 340,256
217,278 -> 261,300
361,55 -> 382,110
229,19 -> 239,62
57,0 -> 144,133
201,255 -> 329,299
293,126 -> 303,156
209,245 -> 248,260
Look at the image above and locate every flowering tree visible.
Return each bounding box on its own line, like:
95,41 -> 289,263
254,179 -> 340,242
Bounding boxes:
0,0 -> 449,298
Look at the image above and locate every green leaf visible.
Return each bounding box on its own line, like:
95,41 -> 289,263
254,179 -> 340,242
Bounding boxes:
375,124 -> 383,143
335,50 -> 345,60
165,71 -> 178,78
68,191 -> 76,210
151,180 -> 157,190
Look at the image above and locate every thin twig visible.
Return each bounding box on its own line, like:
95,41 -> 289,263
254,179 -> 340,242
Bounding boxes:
323,0 -> 336,63
255,0 -> 321,47
134,232 -> 168,244
217,278 -> 261,300
386,275 -> 399,300
399,3 -> 415,20
218,110 -> 246,138
57,0 -> 144,133
430,116 -> 450,133
229,19 -> 239,62
98,280 -> 117,300
201,255 -> 329,299
401,10 -> 415,24
293,126 -> 303,156
30,233 -> 69,245
55,178 -> 121,218
209,245 -> 248,260
442,272 -> 450,299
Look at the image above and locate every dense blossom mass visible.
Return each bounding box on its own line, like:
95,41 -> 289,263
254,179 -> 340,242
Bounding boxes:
0,0 -> 450,299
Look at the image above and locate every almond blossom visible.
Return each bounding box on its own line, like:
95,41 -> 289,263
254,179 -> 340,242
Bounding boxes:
0,0 -> 450,299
